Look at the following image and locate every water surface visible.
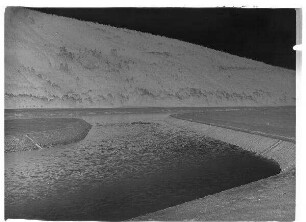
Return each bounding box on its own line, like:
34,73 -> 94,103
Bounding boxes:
5,109 -> 281,220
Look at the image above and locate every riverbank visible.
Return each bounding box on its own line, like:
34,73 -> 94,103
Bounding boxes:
171,106 -> 295,142
4,107 -> 295,220
5,112 -> 282,220
5,118 -> 92,152
134,115 -> 295,220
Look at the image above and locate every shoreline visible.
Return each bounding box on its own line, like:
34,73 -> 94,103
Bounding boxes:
170,114 -> 295,143
165,116 -> 295,171
4,112 -> 295,220
5,118 -> 92,153
133,115 -> 295,220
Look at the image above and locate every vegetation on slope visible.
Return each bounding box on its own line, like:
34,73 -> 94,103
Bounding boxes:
5,7 -> 295,108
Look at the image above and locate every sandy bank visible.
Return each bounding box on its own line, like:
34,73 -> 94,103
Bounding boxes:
134,116 -> 295,221
5,118 -> 92,152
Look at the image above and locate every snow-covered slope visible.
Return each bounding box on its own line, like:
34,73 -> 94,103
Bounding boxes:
5,8 -> 296,108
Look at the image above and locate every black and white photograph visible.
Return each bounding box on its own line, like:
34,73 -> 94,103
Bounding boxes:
4,5 -> 299,221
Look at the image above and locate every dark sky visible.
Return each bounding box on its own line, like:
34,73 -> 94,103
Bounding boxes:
31,8 -> 296,70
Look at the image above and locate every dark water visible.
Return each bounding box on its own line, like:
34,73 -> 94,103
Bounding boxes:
5,110 -> 281,220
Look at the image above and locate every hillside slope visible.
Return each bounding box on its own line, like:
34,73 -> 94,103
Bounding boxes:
5,8 -> 296,108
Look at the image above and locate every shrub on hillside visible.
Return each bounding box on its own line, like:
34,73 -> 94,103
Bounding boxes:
58,46 -> 74,61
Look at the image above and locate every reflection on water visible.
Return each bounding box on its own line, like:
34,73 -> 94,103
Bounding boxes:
5,111 -> 280,220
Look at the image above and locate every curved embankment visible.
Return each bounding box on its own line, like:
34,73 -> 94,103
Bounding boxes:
134,116 -> 295,221
165,116 -> 295,170
5,118 -> 92,153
